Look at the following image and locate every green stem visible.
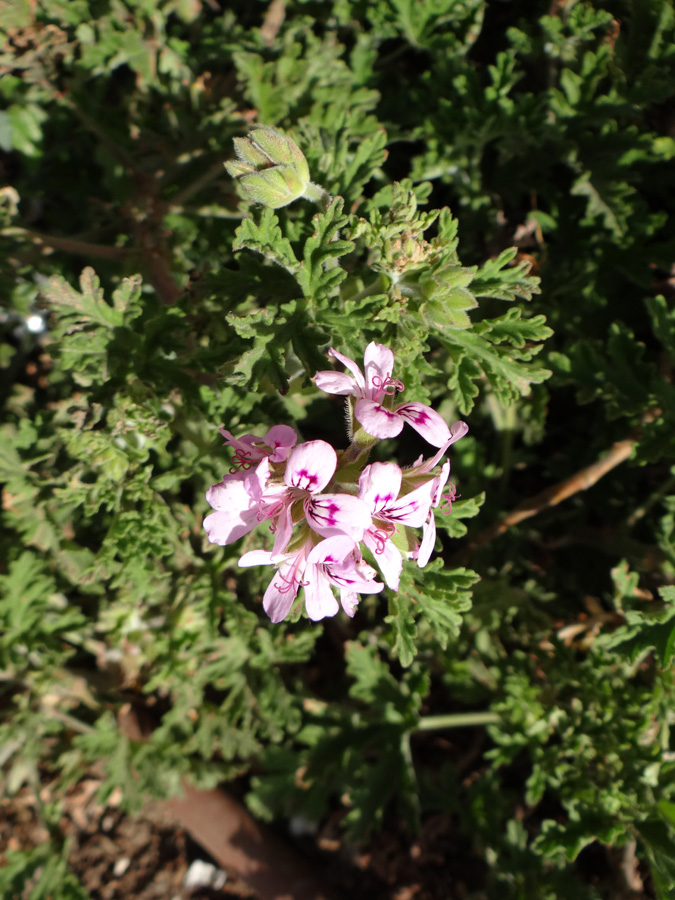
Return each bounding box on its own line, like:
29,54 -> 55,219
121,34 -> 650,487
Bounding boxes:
416,711 -> 501,731
345,276 -> 386,304
303,181 -> 331,210
626,471 -> 675,528
169,157 -> 231,206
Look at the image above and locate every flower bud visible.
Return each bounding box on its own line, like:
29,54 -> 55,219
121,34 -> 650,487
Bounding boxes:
225,125 -> 311,209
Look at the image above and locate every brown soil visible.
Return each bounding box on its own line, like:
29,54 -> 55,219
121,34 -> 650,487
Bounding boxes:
0,772 -> 475,900
0,774 -> 651,900
0,776 -> 254,900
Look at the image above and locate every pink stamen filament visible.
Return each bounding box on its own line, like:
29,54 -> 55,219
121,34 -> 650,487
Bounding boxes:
371,529 -> 389,554
273,556 -> 309,594
371,374 -> 405,400
274,571 -> 309,593
229,448 -> 253,473
256,497 -> 286,524
371,520 -> 396,554
440,485 -> 457,515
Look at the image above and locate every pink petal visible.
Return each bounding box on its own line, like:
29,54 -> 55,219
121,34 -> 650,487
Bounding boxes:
271,504 -> 294,556
331,557 -> 384,594
304,564 -> 339,620
358,462 -> 402,513
264,424 -> 297,462
203,509 -> 258,545
204,477 -> 259,545
354,399 -> 404,440
327,347 -> 366,393
363,530 -> 403,590
261,548 -> 310,623
205,471 -> 246,509
263,567 -> 299,623
395,402 -> 451,447
449,420 -> 469,443
306,494 -> 372,541
340,590 -> 359,617
410,420 -> 469,473
432,460 -> 451,507
386,479 -> 436,528
417,511 -> 437,568
243,457 -> 270,501
363,342 -> 395,399
284,440 -> 336,493
307,535 -> 357,565
238,549 -> 274,566
314,370 -> 358,396
219,428 -> 261,455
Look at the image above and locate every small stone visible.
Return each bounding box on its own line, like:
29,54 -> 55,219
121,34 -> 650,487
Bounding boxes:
183,859 -> 227,890
113,858 -> 130,877
289,816 -> 316,837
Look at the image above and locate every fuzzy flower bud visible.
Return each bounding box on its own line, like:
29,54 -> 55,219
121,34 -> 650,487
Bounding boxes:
225,125 -> 312,209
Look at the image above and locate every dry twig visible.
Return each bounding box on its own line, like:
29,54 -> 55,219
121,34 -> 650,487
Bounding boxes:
460,411 -> 659,558
260,0 -> 286,45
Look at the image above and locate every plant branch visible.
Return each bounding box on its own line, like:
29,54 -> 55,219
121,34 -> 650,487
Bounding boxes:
169,157 -> 231,207
462,411 -> 660,557
2,227 -> 129,261
260,0 -> 286,45
40,79 -> 141,177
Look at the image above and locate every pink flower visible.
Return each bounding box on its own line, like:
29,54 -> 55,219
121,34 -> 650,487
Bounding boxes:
265,440 -> 372,554
203,425 -> 298,546
203,463 -> 270,547
358,462 -> 436,589
315,341 -> 452,447
239,535 -> 383,623
205,438 -> 372,555
415,460 -> 451,568
403,420 -> 468,567
406,421 -> 468,477
220,424 -> 297,472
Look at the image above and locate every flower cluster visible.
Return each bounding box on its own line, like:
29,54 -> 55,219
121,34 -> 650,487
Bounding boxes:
204,343 -> 467,623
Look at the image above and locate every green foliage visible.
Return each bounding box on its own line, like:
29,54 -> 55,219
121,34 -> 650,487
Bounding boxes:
1,0 -> 675,897
44,268 -> 143,386
0,841 -> 91,900
389,560 -> 478,665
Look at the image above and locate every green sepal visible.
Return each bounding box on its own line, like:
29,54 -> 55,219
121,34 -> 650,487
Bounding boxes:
351,425 -> 381,451
239,167 -> 306,209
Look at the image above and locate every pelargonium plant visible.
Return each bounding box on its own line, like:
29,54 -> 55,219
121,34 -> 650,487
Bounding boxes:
204,342 -> 467,622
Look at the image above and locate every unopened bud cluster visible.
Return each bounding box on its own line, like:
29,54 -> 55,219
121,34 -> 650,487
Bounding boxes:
226,125 -> 326,209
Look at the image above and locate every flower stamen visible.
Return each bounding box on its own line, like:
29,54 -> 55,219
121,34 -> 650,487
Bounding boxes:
371,374 -> 405,399
440,484 -> 457,515
229,448 -> 253,473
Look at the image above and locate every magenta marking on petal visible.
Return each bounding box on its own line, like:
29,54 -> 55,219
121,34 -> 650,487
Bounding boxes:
309,499 -> 340,527
292,468 -> 320,491
374,492 -> 394,508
